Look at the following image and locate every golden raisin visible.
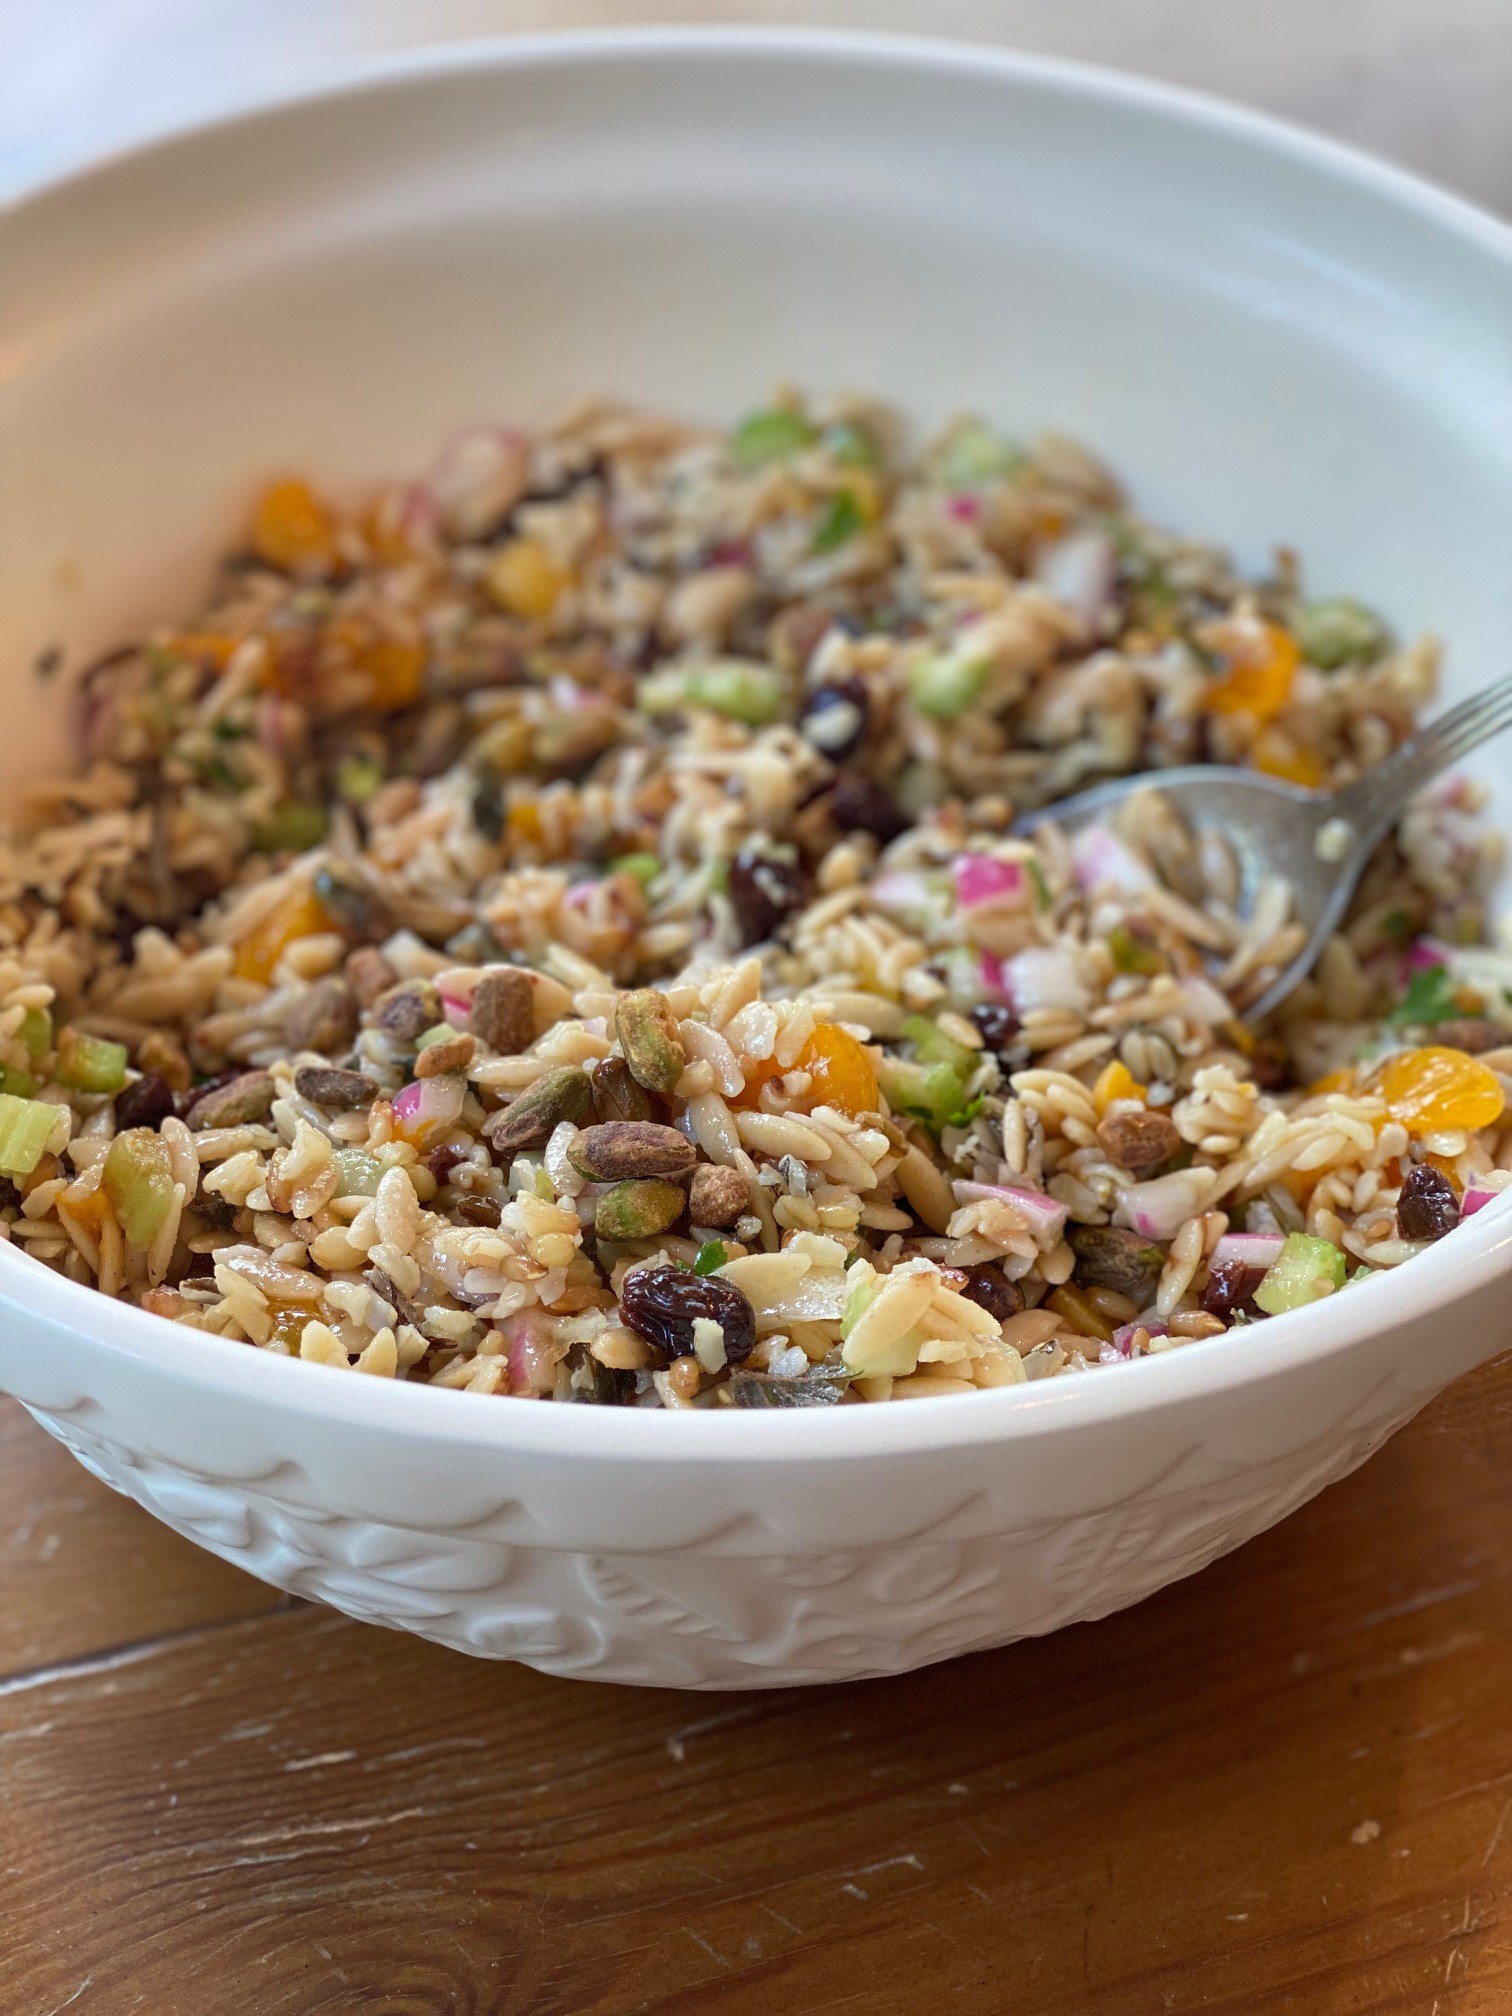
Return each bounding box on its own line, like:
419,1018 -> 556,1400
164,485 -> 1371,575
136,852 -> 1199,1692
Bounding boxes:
252,479 -> 340,577
1380,1046 -> 1506,1136
233,885 -> 332,985
487,539 -> 568,620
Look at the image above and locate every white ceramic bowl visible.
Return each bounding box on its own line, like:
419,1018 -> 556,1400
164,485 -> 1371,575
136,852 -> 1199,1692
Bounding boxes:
3,30 -> 1511,1689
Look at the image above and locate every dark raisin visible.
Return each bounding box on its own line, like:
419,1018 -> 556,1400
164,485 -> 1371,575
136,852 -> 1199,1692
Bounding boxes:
727,849 -> 805,947
0,1178 -> 21,1211
831,775 -> 909,843
1200,1258 -> 1268,1320
619,1264 -> 757,1365
454,1196 -> 503,1228
960,1265 -> 1024,1323
970,1002 -> 1021,1051
1397,1163 -> 1460,1242
471,771 -> 505,842
114,1072 -> 175,1131
798,678 -> 870,760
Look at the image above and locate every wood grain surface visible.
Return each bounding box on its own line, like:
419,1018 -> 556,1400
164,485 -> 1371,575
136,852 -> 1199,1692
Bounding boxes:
6,1359 -> 1512,2016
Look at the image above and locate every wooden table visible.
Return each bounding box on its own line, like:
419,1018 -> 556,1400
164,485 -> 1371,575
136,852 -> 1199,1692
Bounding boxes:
5,1360 -> 1512,2016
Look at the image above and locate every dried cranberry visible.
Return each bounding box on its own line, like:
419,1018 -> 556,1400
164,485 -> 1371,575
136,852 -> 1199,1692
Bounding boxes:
1397,1163 -> 1460,1241
1200,1258 -> 1268,1320
970,1003 -> 1021,1051
728,849 -> 805,947
114,1072 -> 176,1132
619,1265 -> 757,1364
798,678 -> 870,760
831,775 -> 909,843
426,1142 -> 471,1184
960,1265 -> 1025,1323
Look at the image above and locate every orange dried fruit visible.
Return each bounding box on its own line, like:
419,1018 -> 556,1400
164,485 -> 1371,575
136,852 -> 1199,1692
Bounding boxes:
1380,1046 -> 1505,1136
252,479 -> 340,578
1093,1058 -> 1146,1114
1203,618 -> 1299,723
799,1023 -> 879,1119
233,884 -> 332,985
487,539 -> 568,620
1253,726 -> 1326,787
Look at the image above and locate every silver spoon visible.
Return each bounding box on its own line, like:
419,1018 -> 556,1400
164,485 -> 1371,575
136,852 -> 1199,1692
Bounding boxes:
1012,673 -> 1512,1022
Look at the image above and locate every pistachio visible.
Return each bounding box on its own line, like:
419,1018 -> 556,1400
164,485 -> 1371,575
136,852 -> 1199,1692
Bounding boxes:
373,978 -> 443,1042
1095,1106 -> 1181,1176
594,1178 -> 686,1242
687,1162 -> 750,1228
345,946 -> 399,1008
184,1069 -> 275,1131
282,976 -> 358,1055
294,1066 -> 378,1111
570,1121 -> 697,1182
415,1032 -> 476,1078
469,966 -> 536,1055
615,988 -> 686,1096
1067,1224 -> 1166,1300
590,1055 -> 660,1124
482,1066 -> 593,1156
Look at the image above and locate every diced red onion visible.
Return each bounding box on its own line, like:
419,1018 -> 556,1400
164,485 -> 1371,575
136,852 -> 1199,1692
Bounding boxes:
708,539 -> 754,567
1001,946 -> 1090,1016
1171,974 -> 1235,1026
1034,528 -> 1116,627
501,1308 -> 561,1397
1212,1232 -> 1286,1268
1401,936 -> 1454,979
953,854 -> 1024,910
1119,1170 -> 1206,1241
392,1074 -> 466,1142
869,871 -> 940,926
1103,1319 -> 1169,1361
1462,1183 -> 1501,1218
429,425 -> 532,541
1069,825 -> 1153,896
954,1180 -> 1069,1241
441,993 -> 471,1028
945,493 -> 982,525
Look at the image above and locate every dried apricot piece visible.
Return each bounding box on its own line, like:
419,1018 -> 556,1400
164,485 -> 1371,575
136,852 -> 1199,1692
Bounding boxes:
1203,618 -> 1299,723
1253,727 -> 1326,787
802,1023 -> 879,1118
487,539 -> 568,620
233,884 -> 332,985
1380,1046 -> 1505,1136
252,479 -> 340,577
1093,1058 -> 1146,1114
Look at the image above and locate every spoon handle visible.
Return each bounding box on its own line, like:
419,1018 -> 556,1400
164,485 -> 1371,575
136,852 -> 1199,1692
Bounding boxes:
1331,671 -> 1512,853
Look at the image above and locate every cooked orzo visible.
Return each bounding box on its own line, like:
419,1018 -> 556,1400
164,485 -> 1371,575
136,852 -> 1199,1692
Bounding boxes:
5,392 -> 1509,1407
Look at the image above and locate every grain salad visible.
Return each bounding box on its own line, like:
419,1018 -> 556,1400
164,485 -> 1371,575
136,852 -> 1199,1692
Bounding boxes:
3,392 -> 1510,1409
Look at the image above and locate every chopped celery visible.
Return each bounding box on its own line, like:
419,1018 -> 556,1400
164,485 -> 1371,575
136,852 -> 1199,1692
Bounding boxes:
331,1146 -> 383,1197
812,490 -> 865,553
822,421 -> 881,468
879,1056 -> 977,1136
414,1022 -> 456,1051
55,1028 -> 128,1095
693,1240 -> 727,1277
18,1008 -> 52,1058
0,1094 -> 60,1175
729,408 -> 816,467
251,801 -> 329,854
1108,922 -> 1165,975
841,1273 -> 878,1339
638,660 -> 788,727
906,650 -> 989,721
1026,859 -> 1053,913
1253,1232 -> 1348,1315
609,852 -> 662,892
336,754 -> 385,804
938,420 -> 1022,488
0,1066 -> 37,1098
1295,597 -> 1388,670
102,1129 -> 176,1249
901,1014 -> 978,1079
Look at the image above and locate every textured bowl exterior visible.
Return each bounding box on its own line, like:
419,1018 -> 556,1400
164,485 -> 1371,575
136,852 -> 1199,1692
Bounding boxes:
1,32 -> 1511,1686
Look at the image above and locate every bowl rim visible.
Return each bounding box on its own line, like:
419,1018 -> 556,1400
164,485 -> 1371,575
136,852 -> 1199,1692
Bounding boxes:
5,23 -> 1512,1462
